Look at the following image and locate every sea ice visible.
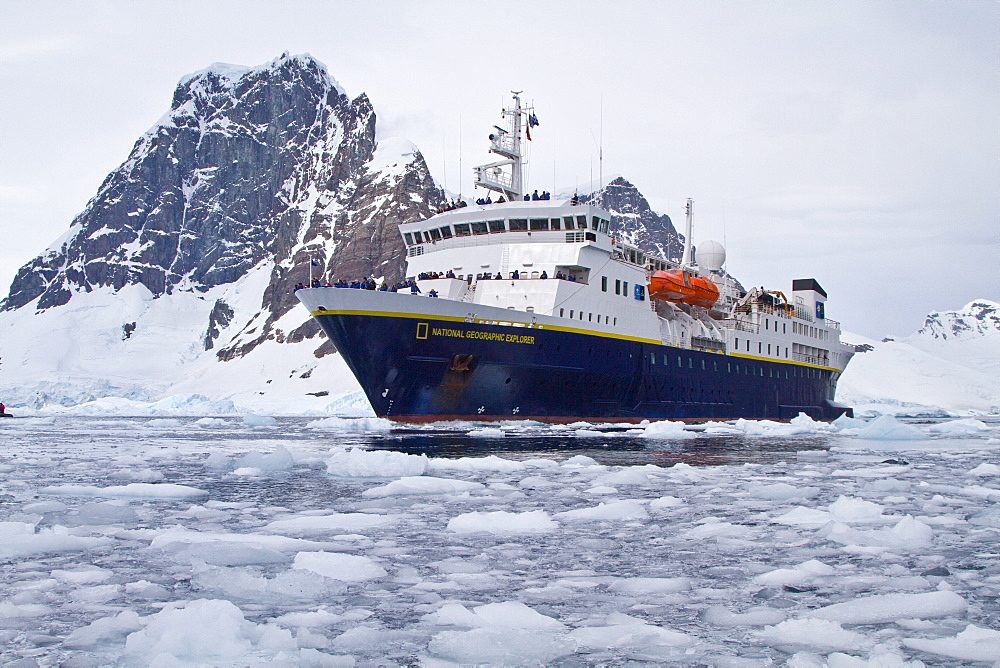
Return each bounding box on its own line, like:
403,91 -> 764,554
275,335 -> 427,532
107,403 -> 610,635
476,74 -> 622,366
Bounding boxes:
0,522 -> 108,558
306,416 -> 392,432
124,599 -> 265,661
361,476 -> 484,497
855,415 -> 925,440
639,419 -> 696,439
243,413 -> 278,427
447,510 -> 557,533
758,618 -> 867,651
292,552 -> 388,582
40,482 -> 209,500
556,500 -> 650,521
264,513 -> 397,534
903,623 -> 1000,662
810,590 -> 967,624
325,448 -> 428,477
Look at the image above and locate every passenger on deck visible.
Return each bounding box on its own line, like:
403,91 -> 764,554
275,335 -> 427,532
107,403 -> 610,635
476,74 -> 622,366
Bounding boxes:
540,270 -> 548,279
311,279 -> 321,288
409,280 -> 421,294
541,191 -> 550,200
446,270 -> 456,278
512,270 -> 520,279
428,289 -> 439,298
497,196 -> 505,203
293,282 -> 305,291
495,272 -> 502,279
523,194 -> 530,201
485,195 -> 492,204
531,190 -> 540,201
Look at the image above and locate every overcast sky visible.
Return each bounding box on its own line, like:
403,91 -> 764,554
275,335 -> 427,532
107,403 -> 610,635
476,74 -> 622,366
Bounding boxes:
1,0 -> 996,338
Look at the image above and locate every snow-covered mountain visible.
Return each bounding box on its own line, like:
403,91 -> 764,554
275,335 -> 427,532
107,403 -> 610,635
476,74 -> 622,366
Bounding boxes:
579,177 -> 684,262
838,300 -> 1000,414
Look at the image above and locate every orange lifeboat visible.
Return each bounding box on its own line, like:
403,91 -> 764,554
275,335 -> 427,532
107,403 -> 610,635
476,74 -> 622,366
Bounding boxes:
683,275 -> 720,308
648,270 -> 719,308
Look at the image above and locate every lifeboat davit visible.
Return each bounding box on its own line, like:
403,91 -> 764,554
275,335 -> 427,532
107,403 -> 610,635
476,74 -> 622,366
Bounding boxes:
648,270 -> 719,308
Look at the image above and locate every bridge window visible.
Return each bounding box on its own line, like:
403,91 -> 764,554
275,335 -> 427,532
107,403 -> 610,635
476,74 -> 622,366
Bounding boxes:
438,226 -> 452,238
530,218 -> 549,230
403,232 -> 415,245
563,216 -> 574,229
576,215 -> 587,229
429,228 -> 442,241
488,219 -> 505,232
453,223 -> 471,236
509,218 -> 528,231
471,222 -> 488,235
550,218 -> 561,230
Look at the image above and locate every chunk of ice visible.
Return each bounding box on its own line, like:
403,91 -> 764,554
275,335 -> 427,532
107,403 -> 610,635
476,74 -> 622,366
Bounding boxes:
855,416 -> 925,441
903,624 -> 1000,662
759,618 -> 866,651
447,510 -> 557,533
361,476 -> 484,498
325,449 -> 428,477
292,552 -> 388,582
810,590 -> 967,624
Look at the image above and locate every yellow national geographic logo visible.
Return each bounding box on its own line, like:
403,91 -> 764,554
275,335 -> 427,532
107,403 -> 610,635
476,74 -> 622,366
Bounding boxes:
415,322 -> 429,339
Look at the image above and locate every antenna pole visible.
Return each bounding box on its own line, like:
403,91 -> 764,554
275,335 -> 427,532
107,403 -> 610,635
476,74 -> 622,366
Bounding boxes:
599,94 -> 603,205
683,199 -> 694,267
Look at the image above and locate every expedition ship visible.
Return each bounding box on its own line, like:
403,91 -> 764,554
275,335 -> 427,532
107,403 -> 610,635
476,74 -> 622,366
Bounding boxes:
296,93 -> 855,422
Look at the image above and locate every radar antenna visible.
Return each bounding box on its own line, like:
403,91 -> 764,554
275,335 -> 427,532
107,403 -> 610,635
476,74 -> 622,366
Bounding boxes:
473,91 -> 536,201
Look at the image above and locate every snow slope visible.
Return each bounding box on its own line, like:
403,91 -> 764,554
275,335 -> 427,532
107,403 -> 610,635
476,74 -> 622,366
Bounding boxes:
839,300 -> 1000,415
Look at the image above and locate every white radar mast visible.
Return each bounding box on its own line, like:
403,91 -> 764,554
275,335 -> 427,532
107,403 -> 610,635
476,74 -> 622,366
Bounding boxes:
473,91 -> 535,201
682,198 -> 694,267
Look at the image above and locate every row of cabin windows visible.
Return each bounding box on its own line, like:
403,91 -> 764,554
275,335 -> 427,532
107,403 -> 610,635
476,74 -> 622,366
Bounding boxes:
648,353 -> 826,379
760,316 -> 831,342
558,308 -> 617,327
762,317 -> 788,335
734,337 -> 790,359
792,320 -> 828,340
403,215 -> 610,246
600,276 -> 646,301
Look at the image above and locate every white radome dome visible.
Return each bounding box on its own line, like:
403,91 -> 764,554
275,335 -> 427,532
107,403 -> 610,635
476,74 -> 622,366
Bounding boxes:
696,240 -> 726,271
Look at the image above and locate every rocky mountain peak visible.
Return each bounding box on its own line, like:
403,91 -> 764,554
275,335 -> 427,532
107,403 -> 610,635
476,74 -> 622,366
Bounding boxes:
913,300 -> 1000,341
580,176 -> 684,262
0,54 -> 390,315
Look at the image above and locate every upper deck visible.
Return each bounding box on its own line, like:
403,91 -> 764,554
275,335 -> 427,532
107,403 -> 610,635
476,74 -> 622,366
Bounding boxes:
397,200 -> 673,273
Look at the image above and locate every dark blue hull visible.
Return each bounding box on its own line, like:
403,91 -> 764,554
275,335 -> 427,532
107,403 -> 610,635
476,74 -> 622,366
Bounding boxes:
312,310 -> 851,423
